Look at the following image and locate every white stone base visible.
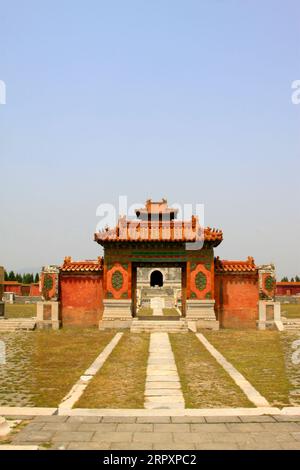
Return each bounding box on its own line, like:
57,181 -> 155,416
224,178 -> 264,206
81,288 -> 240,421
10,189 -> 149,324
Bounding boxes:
99,299 -> 133,329
257,301 -> 281,330
186,299 -> 219,330
36,301 -> 61,330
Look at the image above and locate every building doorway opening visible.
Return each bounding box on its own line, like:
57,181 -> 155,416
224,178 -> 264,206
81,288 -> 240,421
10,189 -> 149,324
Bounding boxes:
133,264 -> 186,319
150,270 -> 163,287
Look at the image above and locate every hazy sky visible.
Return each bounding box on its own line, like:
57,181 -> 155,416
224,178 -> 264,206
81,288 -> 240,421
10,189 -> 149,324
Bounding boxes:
0,0 -> 299,278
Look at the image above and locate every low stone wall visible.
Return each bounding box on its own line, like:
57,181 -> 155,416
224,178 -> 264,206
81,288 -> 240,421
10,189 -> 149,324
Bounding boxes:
276,295 -> 300,304
13,296 -> 42,304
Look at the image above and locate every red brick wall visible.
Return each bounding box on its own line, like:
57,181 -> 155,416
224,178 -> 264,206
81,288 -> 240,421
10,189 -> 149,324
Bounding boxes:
60,273 -> 104,326
29,284 -> 40,296
4,283 -> 22,295
21,285 -> 30,296
215,273 -> 259,328
276,283 -> 300,296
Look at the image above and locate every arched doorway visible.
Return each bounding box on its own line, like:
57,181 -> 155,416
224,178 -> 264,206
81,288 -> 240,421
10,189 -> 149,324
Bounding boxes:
150,270 -> 163,287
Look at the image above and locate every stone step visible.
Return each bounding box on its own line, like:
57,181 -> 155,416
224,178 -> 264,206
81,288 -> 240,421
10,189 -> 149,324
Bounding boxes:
137,316 -> 180,321
132,328 -> 187,333
0,318 -> 36,331
283,321 -> 300,330
0,320 -> 36,323
131,319 -> 188,333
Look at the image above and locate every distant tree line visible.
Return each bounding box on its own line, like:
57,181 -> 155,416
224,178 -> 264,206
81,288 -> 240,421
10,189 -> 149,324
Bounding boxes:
4,271 -> 40,284
281,276 -> 300,282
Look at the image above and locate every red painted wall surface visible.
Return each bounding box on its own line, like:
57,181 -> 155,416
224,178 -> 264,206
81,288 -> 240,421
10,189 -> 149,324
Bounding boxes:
105,262 -> 130,299
4,282 -> 22,295
21,285 -> 30,296
188,262 -> 214,300
60,273 -> 104,326
215,273 -> 259,328
276,282 -> 300,296
29,284 -> 40,296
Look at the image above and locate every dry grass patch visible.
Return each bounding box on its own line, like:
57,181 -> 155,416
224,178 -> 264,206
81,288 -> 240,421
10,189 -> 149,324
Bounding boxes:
137,307 -> 153,316
5,304 -> 36,318
204,330 -> 291,407
76,332 -> 150,408
281,304 -> 300,318
0,328 -> 115,407
169,332 -> 253,408
163,308 -> 180,317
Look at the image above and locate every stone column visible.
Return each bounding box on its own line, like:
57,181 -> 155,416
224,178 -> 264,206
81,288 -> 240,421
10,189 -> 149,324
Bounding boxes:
186,299 -> 219,330
257,264 -> 282,330
37,301 -> 61,330
257,300 -> 282,330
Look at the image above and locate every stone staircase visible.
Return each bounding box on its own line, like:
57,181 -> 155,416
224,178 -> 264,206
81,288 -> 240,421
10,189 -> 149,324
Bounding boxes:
0,318 -> 36,332
282,318 -> 300,331
131,319 -> 188,333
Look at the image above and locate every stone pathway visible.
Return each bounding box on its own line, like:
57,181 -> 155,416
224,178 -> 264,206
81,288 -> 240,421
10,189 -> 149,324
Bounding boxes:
6,414 -> 300,450
144,333 -> 185,409
150,298 -> 164,316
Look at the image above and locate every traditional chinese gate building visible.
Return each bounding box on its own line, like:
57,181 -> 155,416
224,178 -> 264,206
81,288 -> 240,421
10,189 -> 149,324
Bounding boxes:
38,199 -> 280,330
94,199 -> 222,330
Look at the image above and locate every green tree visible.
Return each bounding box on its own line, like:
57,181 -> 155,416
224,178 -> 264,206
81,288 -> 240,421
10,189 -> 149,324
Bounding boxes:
16,273 -> 23,283
22,273 -> 33,284
291,277 -> 295,282
281,276 -> 289,282
4,270 -> 9,281
295,275 -> 300,282
34,273 -> 40,283
8,271 -> 16,281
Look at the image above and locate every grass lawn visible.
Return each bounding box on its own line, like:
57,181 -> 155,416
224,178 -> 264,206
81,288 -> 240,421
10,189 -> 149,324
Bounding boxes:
169,332 -> 253,408
163,308 -> 180,317
204,330 -> 292,407
0,328 -> 115,407
4,304 -> 37,318
76,332 -> 149,408
281,304 -> 300,318
137,307 -> 153,316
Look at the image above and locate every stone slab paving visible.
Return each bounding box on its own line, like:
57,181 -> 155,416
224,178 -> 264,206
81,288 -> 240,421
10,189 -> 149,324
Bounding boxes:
0,332 -> 36,406
150,297 -> 164,316
8,414 -> 300,450
144,333 -> 185,409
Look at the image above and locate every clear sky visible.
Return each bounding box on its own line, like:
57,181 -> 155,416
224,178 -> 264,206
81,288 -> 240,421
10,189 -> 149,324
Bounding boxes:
0,0 -> 299,278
